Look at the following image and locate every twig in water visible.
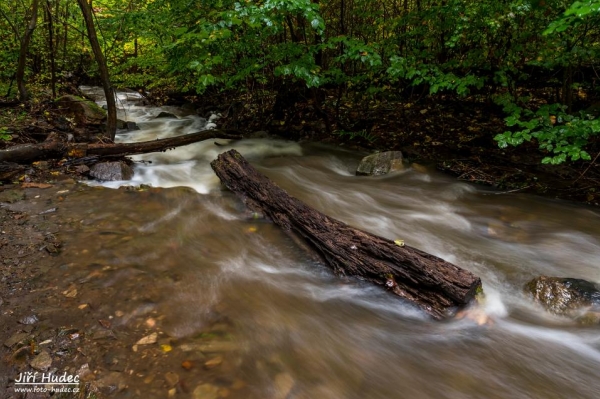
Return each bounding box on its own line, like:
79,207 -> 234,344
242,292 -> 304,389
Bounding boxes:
485,185 -> 533,195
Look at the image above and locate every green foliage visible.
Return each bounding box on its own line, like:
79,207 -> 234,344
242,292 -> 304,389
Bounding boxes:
545,0 -> 600,34
0,126 -> 11,141
495,104 -> 599,164
1,0 -> 599,166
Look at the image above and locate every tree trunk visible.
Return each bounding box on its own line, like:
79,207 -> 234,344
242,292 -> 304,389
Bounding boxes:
16,0 -> 40,102
0,130 -> 241,164
211,150 -> 482,319
76,0 -> 117,141
45,0 -> 56,98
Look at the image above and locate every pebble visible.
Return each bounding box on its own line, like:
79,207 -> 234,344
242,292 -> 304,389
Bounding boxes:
204,355 -> 223,369
274,372 -> 295,399
30,351 -> 52,371
136,332 -> 158,345
4,332 -> 30,348
193,383 -> 219,399
77,363 -> 93,381
63,287 -> 78,298
19,315 -> 39,325
164,371 -> 179,386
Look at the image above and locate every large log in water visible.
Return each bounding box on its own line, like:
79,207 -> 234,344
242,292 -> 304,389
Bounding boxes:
0,130 -> 241,163
211,149 -> 482,319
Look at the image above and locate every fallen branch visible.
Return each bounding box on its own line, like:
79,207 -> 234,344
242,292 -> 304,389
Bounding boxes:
211,149 -> 482,319
0,130 -> 241,164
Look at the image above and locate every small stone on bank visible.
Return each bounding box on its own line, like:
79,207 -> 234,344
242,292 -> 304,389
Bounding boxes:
165,371 -> 179,386
30,351 -> 52,371
63,287 -> 78,298
19,315 -> 39,325
136,332 -> 158,345
4,332 -> 30,348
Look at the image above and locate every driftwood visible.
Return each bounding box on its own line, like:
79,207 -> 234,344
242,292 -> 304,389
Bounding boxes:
0,130 -> 241,164
211,149 -> 482,319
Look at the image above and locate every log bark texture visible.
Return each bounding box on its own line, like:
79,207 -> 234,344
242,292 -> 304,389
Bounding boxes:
211,149 -> 482,319
0,130 -> 241,164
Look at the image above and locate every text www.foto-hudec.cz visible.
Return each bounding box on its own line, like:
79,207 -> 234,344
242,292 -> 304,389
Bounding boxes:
13,371 -> 80,393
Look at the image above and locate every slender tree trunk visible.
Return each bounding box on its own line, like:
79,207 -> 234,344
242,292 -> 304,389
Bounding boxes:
76,0 -> 117,141
562,65 -> 573,113
16,0 -> 40,102
45,0 -> 56,98
62,1 -> 68,71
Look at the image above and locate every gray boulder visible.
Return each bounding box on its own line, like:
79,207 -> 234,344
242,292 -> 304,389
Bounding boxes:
90,162 -> 134,181
356,151 -> 404,176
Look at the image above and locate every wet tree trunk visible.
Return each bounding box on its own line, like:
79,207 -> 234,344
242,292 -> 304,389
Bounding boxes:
211,150 -> 482,319
76,0 -> 117,141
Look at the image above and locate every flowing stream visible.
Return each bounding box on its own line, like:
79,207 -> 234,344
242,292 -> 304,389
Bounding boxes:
61,87 -> 600,398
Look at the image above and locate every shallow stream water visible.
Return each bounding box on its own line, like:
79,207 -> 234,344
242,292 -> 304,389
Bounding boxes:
59,87 -> 600,398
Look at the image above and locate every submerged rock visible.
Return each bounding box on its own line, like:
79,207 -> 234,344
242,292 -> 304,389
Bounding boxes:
356,151 -> 404,176
274,372 -> 295,399
116,119 -> 140,131
193,383 -> 219,399
525,276 -> 600,323
90,162 -> 134,181
155,111 -> 177,119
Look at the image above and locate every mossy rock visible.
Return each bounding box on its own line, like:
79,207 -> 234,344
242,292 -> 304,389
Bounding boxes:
356,151 -> 404,176
525,276 -> 600,323
57,95 -> 106,125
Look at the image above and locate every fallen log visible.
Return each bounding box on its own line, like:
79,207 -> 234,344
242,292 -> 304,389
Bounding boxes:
0,130 -> 241,164
211,150 -> 482,319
